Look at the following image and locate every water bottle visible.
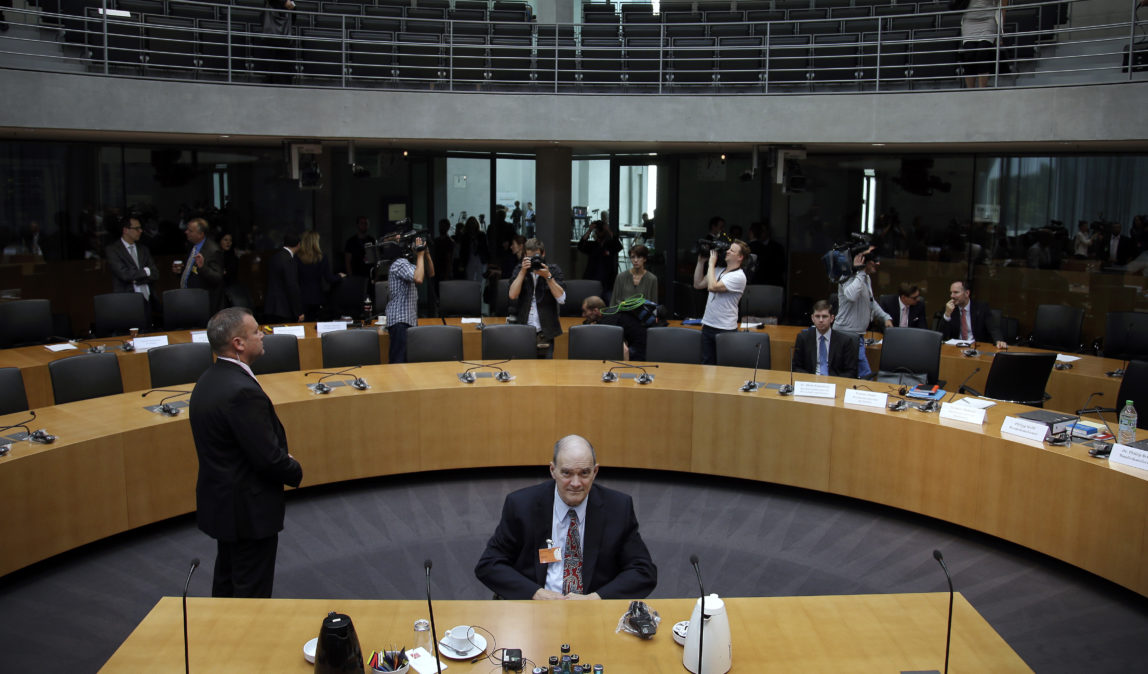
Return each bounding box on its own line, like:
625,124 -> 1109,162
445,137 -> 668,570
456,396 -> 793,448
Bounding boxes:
1118,400 -> 1138,445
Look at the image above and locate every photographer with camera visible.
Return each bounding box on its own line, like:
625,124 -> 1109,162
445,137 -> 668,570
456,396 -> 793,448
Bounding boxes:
385,233 -> 428,364
509,238 -> 567,358
836,245 -> 892,379
692,237 -> 749,365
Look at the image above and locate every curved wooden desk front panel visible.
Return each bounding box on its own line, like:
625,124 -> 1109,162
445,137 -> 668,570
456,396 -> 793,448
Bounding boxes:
1,362 -> 1145,599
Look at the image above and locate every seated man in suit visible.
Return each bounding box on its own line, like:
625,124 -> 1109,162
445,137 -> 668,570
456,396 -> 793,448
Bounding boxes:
475,435 -> 657,600
792,299 -> 859,378
940,280 -> 1008,349
879,282 -> 927,330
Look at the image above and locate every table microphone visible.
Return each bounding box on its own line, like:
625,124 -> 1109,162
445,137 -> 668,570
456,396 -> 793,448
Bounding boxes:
779,345 -> 795,396
740,342 -> 763,392
183,557 -> 199,674
423,559 -> 444,674
933,550 -> 954,674
689,554 -> 706,674
142,388 -> 192,415
948,367 -> 981,402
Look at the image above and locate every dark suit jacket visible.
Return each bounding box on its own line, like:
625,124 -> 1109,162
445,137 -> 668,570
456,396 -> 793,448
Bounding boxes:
105,239 -> 159,295
264,248 -> 303,320
186,238 -> 225,313
1100,234 -> 1137,266
940,300 -> 1001,344
510,262 -> 567,340
792,327 -> 859,378
878,295 -> 927,330
474,481 -> 657,600
190,360 -> 302,541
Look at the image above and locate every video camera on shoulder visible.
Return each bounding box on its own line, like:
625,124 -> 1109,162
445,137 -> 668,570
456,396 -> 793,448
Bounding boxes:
694,233 -> 732,257
821,233 -> 873,283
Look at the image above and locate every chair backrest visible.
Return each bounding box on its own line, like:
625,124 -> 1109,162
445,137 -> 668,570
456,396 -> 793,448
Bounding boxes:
877,327 -> 943,385
48,353 -> 124,404
93,292 -> 149,337
1116,360 -> 1148,430
715,331 -> 771,369
251,333 -> 302,375
147,342 -> 214,388
1104,311 -> 1148,362
0,367 -> 29,415
406,325 -> 464,362
321,329 -> 382,368
568,324 -> 625,361
645,326 -> 702,364
561,280 -> 603,317
375,281 -> 391,312
330,275 -> 370,318
492,278 -> 511,317
162,289 -> 211,331
983,351 -> 1056,407
739,284 -> 784,319
438,280 -> 483,317
1031,304 -> 1084,352
481,324 -> 537,360
0,299 -> 53,347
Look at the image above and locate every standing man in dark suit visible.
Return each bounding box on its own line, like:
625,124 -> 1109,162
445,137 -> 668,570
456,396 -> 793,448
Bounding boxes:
179,217 -> 225,314
263,232 -> 303,324
475,435 -> 656,600
792,299 -> 859,378
878,282 -> 927,330
1100,222 -> 1138,266
940,280 -> 1008,349
509,238 -> 567,358
190,307 -> 303,598
105,214 -> 159,319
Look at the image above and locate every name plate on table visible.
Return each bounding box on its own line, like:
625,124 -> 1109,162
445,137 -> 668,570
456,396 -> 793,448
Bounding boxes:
844,388 -> 888,408
132,335 -> 169,353
315,321 -> 349,336
190,330 -> 209,343
273,325 -> 307,339
939,402 -> 987,425
793,381 -> 837,399
1110,444 -> 1148,473
1001,416 -> 1049,442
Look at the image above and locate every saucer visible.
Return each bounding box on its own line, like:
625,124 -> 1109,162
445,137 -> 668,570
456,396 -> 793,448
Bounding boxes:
303,637 -> 317,663
438,631 -> 487,659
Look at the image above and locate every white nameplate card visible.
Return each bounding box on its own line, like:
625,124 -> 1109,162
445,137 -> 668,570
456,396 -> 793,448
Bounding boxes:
1055,354 -> 1081,363
1109,444 -> 1148,473
793,381 -> 837,399
45,343 -> 78,352
939,402 -> 987,425
1000,416 -> 1049,442
273,325 -> 307,339
843,388 -> 887,408
460,317 -> 483,324
132,335 -> 169,353
190,330 -> 209,343
315,321 -> 349,336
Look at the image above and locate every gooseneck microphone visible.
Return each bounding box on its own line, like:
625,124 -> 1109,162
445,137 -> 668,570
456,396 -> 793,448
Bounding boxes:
689,554 -> 706,674
458,359 -> 513,383
601,360 -> 659,384
183,557 -> 200,674
142,388 -> 193,415
740,342 -> 763,392
305,366 -> 365,393
779,345 -> 796,396
933,550 -> 954,674
949,367 -> 981,402
424,559 -> 444,674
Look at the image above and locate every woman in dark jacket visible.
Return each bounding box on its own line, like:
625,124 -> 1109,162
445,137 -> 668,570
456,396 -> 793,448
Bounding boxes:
296,230 -> 344,321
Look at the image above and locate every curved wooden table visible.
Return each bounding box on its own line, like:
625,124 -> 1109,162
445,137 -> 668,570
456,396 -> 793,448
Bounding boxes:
1,361 -> 1145,598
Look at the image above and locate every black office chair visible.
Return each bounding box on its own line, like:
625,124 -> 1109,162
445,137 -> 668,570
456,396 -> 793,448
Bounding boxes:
715,331 -> 771,369
961,351 -> 1056,408
876,327 -> 944,386
492,278 -> 511,317
568,324 -> 625,361
321,329 -> 381,368
375,281 -> 391,313
47,353 -> 124,404
93,292 -> 149,337
438,280 -> 483,317
162,289 -> 211,331
561,280 -> 603,316
1102,311 -> 1148,362
1030,304 -> 1084,352
147,342 -> 214,388
1090,360 -> 1148,430
406,325 -> 464,362
0,367 -> 29,415
739,284 -> 784,320
645,327 -> 702,364
481,324 -> 537,360
0,299 -> 54,348
330,275 -> 370,319
251,333 -> 301,375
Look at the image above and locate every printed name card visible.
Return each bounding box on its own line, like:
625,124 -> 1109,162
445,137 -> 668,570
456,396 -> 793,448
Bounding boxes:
1109,444 -> 1148,474
939,402 -> 987,425
793,381 -> 837,399
843,388 -> 887,409
1000,416 -> 1049,442
190,331 -> 209,343
273,325 -> 307,339
132,335 -> 169,353
45,343 -> 78,352
315,321 -> 349,336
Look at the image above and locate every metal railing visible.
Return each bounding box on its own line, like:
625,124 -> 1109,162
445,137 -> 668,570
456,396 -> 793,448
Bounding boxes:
0,0 -> 1144,93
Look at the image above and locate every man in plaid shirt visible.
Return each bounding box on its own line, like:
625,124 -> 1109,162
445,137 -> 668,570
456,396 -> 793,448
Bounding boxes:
385,237 -> 428,363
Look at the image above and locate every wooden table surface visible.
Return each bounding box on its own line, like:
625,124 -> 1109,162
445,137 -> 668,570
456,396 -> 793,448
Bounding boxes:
101,594 -> 1030,673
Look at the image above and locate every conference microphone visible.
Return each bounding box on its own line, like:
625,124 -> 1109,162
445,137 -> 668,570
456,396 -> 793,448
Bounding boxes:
962,340 -> 979,358
740,342 -> 763,392
72,336 -> 135,353
305,366 -> 364,393
142,388 -> 193,416
423,559 -> 444,674
933,550 -> 954,674
458,359 -> 513,383
689,554 -> 706,674
949,367 -> 981,402
779,345 -> 795,396
601,360 -> 659,384
183,557 -> 200,674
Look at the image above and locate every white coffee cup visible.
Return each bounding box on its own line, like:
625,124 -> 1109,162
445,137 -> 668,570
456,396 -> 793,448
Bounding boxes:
443,625 -> 473,652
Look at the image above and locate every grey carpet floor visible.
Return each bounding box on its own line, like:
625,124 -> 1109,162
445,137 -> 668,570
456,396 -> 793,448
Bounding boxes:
0,468 -> 1145,673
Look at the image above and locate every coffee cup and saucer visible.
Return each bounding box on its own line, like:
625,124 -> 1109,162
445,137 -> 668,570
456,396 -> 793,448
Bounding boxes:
438,625 -> 486,659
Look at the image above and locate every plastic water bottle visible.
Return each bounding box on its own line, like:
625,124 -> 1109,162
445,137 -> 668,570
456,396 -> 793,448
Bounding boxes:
1118,400 -> 1138,445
